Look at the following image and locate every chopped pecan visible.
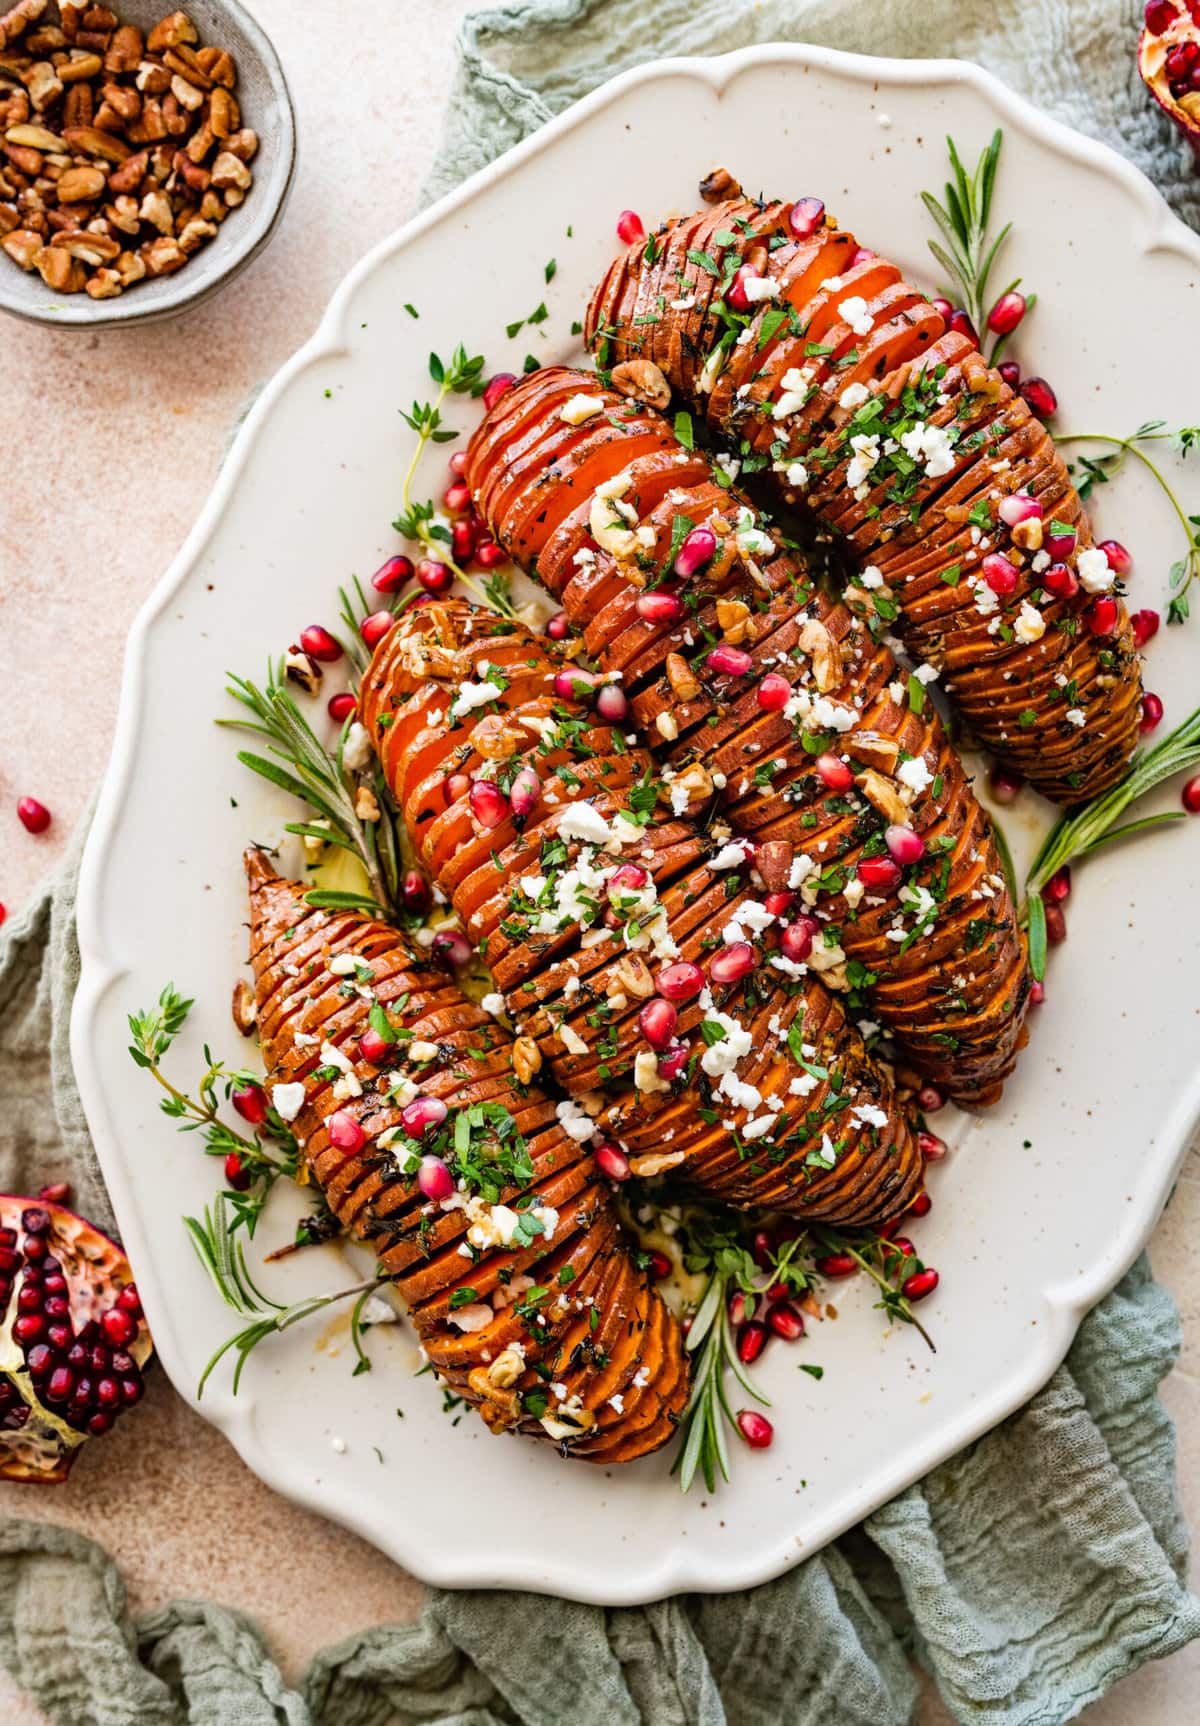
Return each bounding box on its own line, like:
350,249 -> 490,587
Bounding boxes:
699,165 -> 741,203
610,357 -> 671,410
755,839 -> 794,893
146,11 -> 196,54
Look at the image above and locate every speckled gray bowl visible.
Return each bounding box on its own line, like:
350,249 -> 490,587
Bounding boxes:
0,0 -> 295,328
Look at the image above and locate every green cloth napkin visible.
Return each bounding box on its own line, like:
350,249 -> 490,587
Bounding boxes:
4,3 -> 1200,1722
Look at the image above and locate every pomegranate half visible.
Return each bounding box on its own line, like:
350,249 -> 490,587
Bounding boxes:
1139,3 -> 1200,157
0,1196 -> 153,1483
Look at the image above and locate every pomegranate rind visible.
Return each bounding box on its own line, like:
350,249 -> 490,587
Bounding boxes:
1139,22 -> 1200,157
0,1196 -> 152,1484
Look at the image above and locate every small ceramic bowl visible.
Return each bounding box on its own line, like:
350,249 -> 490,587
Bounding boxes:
0,0 -> 296,328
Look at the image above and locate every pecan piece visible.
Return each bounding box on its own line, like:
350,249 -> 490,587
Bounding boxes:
610,358 -> 671,411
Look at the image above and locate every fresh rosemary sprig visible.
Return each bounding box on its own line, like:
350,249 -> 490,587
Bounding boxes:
392,345 -> 517,619
196,1256 -> 388,1396
675,1265 -> 768,1494
220,663 -> 403,921
921,129 -> 1033,363
1023,705 -> 1200,980
1061,422 -> 1200,625
128,984 -> 299,1236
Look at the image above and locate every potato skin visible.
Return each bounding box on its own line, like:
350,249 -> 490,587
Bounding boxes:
582,199 -> 1143,805
360,601 -> 925,1227
245,849 -> 687,1464
464,366 -> 1030,1106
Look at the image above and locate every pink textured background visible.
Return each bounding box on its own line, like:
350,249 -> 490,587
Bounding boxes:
0,4 -> 1196,1720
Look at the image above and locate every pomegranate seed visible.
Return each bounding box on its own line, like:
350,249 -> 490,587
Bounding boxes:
443,481 -> 471,516
884,1236 -> 916,1261
1146,0 -> 1179,31
327,1110 -> 365,1153
509,764 -> 541,819
989,764 -> 1024,804
1166,38 -> 1199,78
729,1290 -> 756,1327
469,779 -> 509,829
116,1285 -> 141,1316
931,296 -> 954,320
595,1142 -> 630,1182
616,209 -> 645,244
674,524 -> 718,579
360,611 -> 395,649
1044,902 -> 1067,945
1044,865 -> 1072,903
358,1027 -> 391,1064
815,752 -> 853,792
917,1083 -> 945,1113
417,1155 -> 454,1201
636,589 -> 684,622
1045,523 -> 1077,559
857,856 -> 902,892
707,644 -> 753,678
1099,538 -> 1132,576
299,625 -> 342,663
657,1042 -> 691,1082
609,862 -> 649,894
12,1314 -> 44,1344
885,824 -> 925,865
546,611 -> 570,640
850,247 -> 876,267
120,1376 -> 144,1405
997,493 -> 1043,528
26,1344 -> 52,1377
1043,562 -> 1078,600
101,1306 -> 136,1347
0,903 -> 6,927
231,1084 -> 267,1126
596,683 -> 628,722
763,890 -> 794,917
757,672 -> 792,711
96,1377 -> 120,1407
997,359 -> 1022,389
908,1190 -> 933,1218
402,869 -> 430,915
638,998 -> 678,1049
1181,774 -> 1200,814
1086,595 -> 1118,636
947,308 -> 979,345
46,1367 -> 75,1403
788,196 -> 825,238
371,555 -> 414,594
327,691 -> 356,722
21,1209 -> 49,1235
726,265 -> 761,312
432,930 -> 472,969
1030,980 -> 1047,1005
765,1281 -> 790,1303
709,941 -> 757,984
918,1130 -> 948,1162
815,1253 -> 857,1278
1131,608 -> 1160,648
767,1301 -> 805,1341
553,667 -> 597,701
401,1095 -> 449,1137
474,541 -> 507,570
987,290 -> 1026,334
449,450 -> 469,478
482,373 -> 516,412
982,552 -> 1019,596
37,1182 -> 70,1205
737,1321 -> 767,1364
736,1409 -> 774,1449
417,558 -> 454,595
1020,377 -> 1058,419
902,1267 -> 939,1301
647,1249 -> 671,1280
87,1411 -> 114,1435
656,960 -> 705,1001
780,917 -> 818,963
17,797 -> 50,834
451,520 -> 477,564
224,1151 -> 251,1191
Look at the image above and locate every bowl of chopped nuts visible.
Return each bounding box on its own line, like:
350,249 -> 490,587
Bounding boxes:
0,0 -> 295,325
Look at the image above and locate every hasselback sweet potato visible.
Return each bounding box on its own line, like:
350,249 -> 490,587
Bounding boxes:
359,601 -> 925,1226
465,367 -> 1029,1105
245,848 -> 686,1463
583,194 -> 1143,803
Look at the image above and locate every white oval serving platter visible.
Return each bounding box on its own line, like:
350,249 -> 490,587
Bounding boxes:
72,45 -> 1200,1604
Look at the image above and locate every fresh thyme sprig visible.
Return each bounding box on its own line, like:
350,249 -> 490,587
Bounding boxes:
128,984 -> 298,1236
921,129 -> 1034,364
392,346 -> 517,619
220,663 -> 403,921
1022,705 -> 1200,980
812,1228 -> 936,1354
1061,423 -> 1200,625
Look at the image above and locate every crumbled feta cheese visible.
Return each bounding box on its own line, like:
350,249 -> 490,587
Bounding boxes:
480,992 -> 505,1017
448,1303 -> 494,1332
1065,708 -> 1086,728
709,841 -> 752,871
914,663 -> 940,685
450,680 -> 504,719
839,381 -> 870,411
699,1011 -> 753,1078
897,756 -> 933,796
1013,601 -> 1046,645
557,1022 -> 589,1056
1077,546 -> 1115,594
839,295 -> 873,337
634,1050 -> 671,1094
342,722 -> 373,773
860,564 -> 884,590
899,420 -> 956,478
555,1098 -> 596,1142
697,346 -> 725,394
846,433 -> 881,490
557,802 -> 612,846
742,274 -> 777,303
785,461 -> 809,488
270,1082 -> 306,1122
